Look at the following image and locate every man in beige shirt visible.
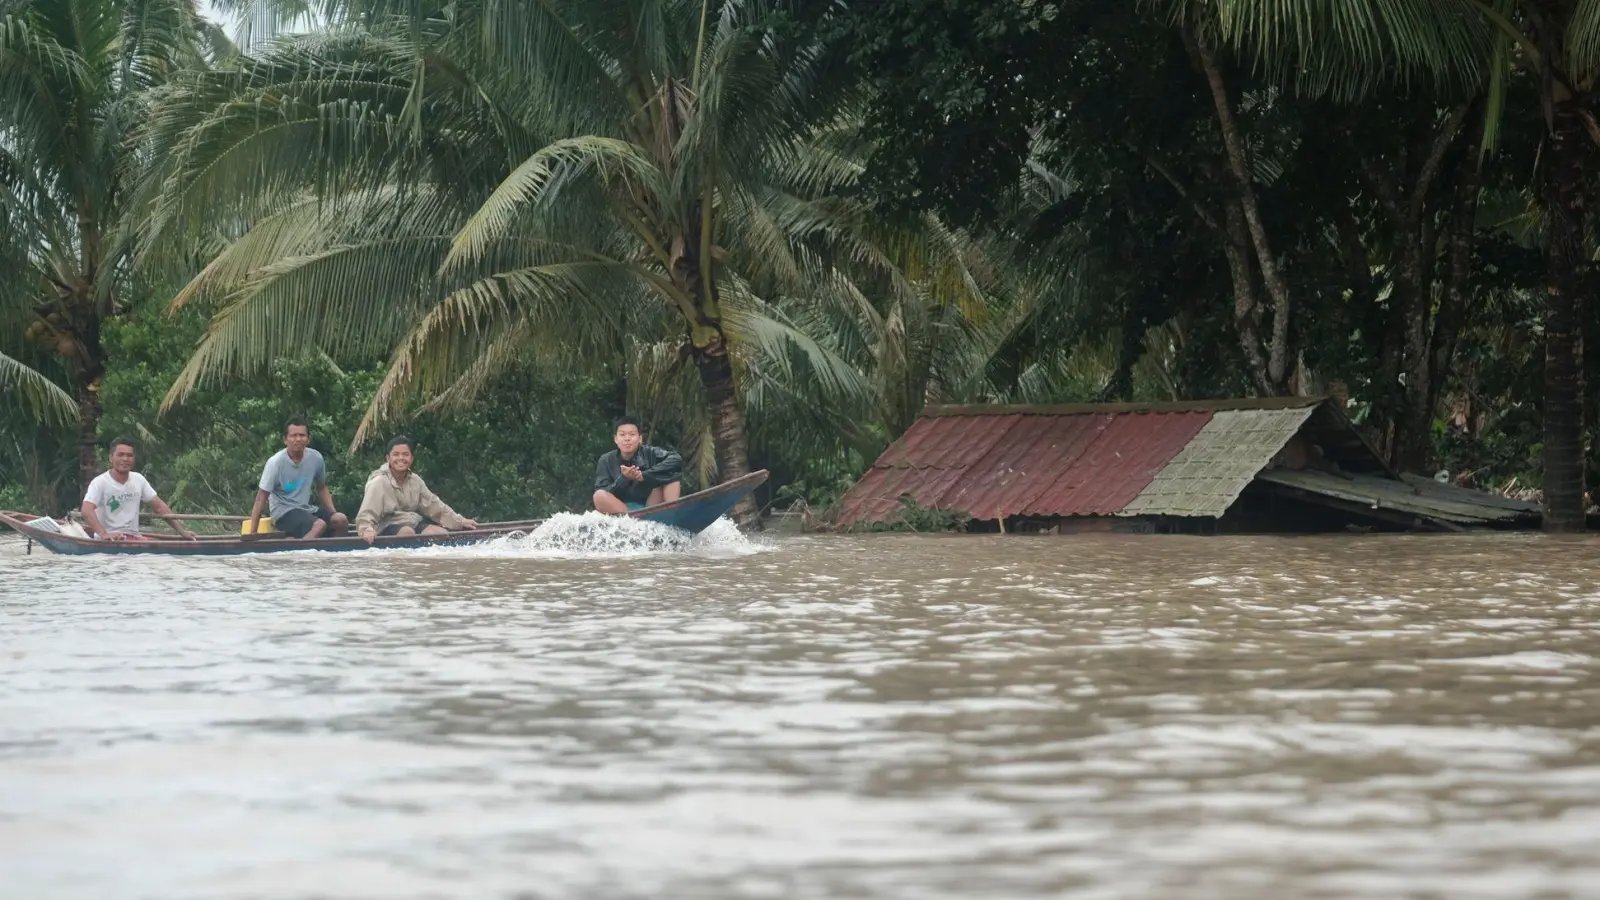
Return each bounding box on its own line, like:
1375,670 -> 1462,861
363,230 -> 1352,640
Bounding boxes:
355,436 -> 479,544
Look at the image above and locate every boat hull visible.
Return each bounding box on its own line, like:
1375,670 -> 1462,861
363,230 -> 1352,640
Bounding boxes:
1,470 -> 767,557
0,517 -> 536,557
627,469 -> 765,534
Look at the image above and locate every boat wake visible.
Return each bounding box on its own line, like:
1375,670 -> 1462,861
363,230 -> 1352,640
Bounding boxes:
409,512 -> 764,559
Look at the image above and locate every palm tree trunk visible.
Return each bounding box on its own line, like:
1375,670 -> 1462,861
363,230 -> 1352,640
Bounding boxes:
65,285 -> 106,497
1540,100 -> 1587,532
76,373 -> 102,496
695,350 -> 761,528
670,206 -> 761,529
1222,202 -> 1275,395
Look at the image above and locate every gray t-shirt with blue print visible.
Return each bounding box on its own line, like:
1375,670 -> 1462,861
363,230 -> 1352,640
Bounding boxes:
260,448 -> 326,521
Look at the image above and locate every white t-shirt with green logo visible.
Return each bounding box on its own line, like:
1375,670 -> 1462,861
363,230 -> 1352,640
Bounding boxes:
84,471 -> 157,535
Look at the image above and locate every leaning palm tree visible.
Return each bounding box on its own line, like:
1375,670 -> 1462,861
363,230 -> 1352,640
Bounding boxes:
149,1 -> 904,524
0,0 -> 226,491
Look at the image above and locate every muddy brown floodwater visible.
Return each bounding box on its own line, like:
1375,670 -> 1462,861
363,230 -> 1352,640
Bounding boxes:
1,519 -> 1598,899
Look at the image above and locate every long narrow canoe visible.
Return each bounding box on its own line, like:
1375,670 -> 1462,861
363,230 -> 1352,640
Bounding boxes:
1,470 -> 768,557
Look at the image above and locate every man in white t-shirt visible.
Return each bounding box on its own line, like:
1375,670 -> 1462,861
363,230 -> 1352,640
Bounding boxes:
80,437 -> 196,541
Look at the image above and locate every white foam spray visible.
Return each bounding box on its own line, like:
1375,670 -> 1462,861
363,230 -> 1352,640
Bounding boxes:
397,512 -> 765,559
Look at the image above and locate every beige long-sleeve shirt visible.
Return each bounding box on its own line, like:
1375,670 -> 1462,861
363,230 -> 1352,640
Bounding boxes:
354,466 -> 468,537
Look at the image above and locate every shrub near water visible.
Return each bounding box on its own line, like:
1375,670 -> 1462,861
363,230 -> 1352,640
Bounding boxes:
845,496 -> 973,533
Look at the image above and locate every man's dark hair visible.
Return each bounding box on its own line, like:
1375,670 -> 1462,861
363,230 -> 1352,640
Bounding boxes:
614,416 -> 642,433
285,417 -> 310,435
387,435 -> 414,453
109,437 -> 136,453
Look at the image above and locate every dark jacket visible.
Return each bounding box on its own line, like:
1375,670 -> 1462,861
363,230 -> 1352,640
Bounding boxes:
594,444 -> 683,504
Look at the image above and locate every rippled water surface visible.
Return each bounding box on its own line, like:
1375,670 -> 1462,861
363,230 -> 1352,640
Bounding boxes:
3,522 -> 1599,899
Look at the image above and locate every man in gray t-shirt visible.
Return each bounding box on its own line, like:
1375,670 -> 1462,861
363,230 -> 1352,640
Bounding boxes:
246,419 -> 349,539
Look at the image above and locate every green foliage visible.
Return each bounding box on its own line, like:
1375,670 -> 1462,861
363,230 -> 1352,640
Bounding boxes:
808,0 -> 1600,512
0,0 -> 227,494
8,0 -> 1598,529
1430,282 -> 1546,489
143,0 -> 890,507
770,447 -> 873,515
397,364 -> 628,520
848,496 -> 973,534
73,298 -> 622,522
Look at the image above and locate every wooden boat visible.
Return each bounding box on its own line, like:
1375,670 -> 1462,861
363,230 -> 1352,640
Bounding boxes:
0,470 -> 768,557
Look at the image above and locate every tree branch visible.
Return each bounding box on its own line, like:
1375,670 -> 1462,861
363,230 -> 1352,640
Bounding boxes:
1137,147 -> 1220,231
1193,33 -> 1290,390
1407,102 -> 1474,223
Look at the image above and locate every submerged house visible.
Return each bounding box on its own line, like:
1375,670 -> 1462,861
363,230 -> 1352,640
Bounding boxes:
834,397 -> 1539,533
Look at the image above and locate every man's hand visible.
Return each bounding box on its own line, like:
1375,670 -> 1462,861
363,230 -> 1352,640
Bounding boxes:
360,526 -> 376,545
106,531 -> 127,542
178,528 -> 198,541
460,517 -> 479,530
621,465 -> 644,481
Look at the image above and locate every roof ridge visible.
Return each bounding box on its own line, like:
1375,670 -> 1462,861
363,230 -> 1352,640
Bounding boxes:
923,396 -> 1329,417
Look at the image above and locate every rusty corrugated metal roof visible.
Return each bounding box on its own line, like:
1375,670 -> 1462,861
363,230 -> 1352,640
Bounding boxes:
935,413 -> 1114,521
835,465 -> 970,526
834,407 -> 1217,525
1022,412 -> 1212,516
831,396 -> 1524,530
876,413 -> 1017,468
1120,407 -> 1318,517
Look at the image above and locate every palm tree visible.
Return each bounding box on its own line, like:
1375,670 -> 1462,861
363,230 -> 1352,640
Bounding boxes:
0,0 -> 227,492
148,1 -> 911,525
1183,0 -> 1598,529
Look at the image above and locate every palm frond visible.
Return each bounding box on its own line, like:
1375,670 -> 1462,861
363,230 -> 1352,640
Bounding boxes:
0,350 -> 76,425
469,0 -> 634,137
141,26 -> 509,250
1165,0 -> 1493,102
721,279 -> 875,408
1567,0 -> 1600,81
352,258 -> 648,446
0,10 -> 88,174
161,231 -> 453,411
444,135 -> 663,271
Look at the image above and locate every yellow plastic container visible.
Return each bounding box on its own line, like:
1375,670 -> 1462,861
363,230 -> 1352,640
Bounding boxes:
240,518 -> 276,535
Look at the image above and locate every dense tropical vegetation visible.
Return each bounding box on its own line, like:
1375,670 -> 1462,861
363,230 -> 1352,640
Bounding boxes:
4,0 -> 1599,531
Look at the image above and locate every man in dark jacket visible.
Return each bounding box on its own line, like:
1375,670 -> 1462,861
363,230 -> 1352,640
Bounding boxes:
593,417 -> 683,513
